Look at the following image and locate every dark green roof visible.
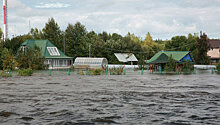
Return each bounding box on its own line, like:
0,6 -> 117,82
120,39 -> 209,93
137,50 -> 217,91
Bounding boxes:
21,39 -> 72,59
147,51 -> 194,64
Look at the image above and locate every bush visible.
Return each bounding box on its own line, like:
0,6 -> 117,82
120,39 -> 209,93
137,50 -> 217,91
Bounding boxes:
90,69 -> 104,75
18,68 -> 33,76
77,70 -> 84,75
109,67 -> 124,75
182,60 -> 193,74
0,70 -> 11,77
216,62 -> 220,74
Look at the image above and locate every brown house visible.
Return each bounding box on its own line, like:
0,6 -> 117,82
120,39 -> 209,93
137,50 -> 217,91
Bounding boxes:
207,39 -> 220,64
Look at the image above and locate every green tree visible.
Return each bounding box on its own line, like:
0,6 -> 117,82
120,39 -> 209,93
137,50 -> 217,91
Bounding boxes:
65,22 -> 89,58
30,28 -> 44,39
1,48 -> 17,71
0,28 -> 3,41
17,46 -> 46,70
165,55 -> 177,72
196,32 -> 210,64
3,35 -> 33,55
42,18 -> 63,50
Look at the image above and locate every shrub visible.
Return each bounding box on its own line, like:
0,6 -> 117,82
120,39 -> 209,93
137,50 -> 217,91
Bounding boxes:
90,69 -> 104,75
18,68 -> 33,76
216,62 -> 220,74
0,70 -> 11,77
77,70 -> 84,75
109,67 -> 124,75
165,55 -> 177,72
182,60 -> 193,74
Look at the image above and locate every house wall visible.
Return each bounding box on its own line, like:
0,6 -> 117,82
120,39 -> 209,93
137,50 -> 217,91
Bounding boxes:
207,48 -> 220,58
181,54 -> 193,62
44,59 -> 72,68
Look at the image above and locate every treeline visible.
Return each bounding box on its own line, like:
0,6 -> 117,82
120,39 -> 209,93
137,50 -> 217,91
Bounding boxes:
0,18 -> 211,70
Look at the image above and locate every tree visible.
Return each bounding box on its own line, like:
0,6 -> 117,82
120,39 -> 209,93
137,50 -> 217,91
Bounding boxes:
165,55 -> 177,72
65,22 -> 89,58
1,48 -> 17,71
16,46 -> 46,70
30,28 -> 44,39
0,28 -> 3,41
3,35 -> 33,55
196,32 -> 210,64
42,18 -> 63,50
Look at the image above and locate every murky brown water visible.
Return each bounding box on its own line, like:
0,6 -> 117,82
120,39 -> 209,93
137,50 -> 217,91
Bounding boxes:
0,71 -> 219,125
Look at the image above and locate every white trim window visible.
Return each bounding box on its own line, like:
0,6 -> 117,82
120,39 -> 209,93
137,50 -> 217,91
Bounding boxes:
47,47 -> 60,56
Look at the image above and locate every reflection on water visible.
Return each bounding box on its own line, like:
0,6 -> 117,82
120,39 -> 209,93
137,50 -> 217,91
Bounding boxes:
0,71 -> 219,124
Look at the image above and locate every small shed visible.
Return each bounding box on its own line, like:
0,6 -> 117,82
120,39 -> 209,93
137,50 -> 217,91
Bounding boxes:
114,53 -> 138,65
147,51 -> 195,70
74,57 -> 108,69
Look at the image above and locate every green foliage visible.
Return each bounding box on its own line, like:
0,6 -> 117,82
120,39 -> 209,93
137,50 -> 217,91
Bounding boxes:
65,22 -> 89,58
165,55 -> 177,72
17,46 -> 47,70
3,35 -> 33,55
89,69 -> 104,75
165,33 -> 198,63
216,62 -> 220,74
1,48 -> 17,71
77,70 -> 85,75
138,56 -> 146,69
0,70 -> 11,77
196,32 -> 210,64
182,60 -> 193,74
42,18 -> 63,51
18,68 -> 33,76
216,62 -> 220,70
109,67 -> 124,75
0,28 -> 3,41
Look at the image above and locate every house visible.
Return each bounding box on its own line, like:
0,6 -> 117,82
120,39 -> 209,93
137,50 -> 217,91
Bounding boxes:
147,51 -> 195,71
20,39 -> 73,69
74,57 -> 108,69
207,39 -> 220,64
114,53 -> 138,65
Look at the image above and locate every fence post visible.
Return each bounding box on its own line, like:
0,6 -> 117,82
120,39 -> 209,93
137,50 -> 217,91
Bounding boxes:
211,68 -> 214,74
49,69 -> 51,76
193,68 -> 196,74
9,69 -> 12,77
123,69 -> 126,75
86,69 -> 90,75
68,69 -> 70,75
105,69 -> 108,75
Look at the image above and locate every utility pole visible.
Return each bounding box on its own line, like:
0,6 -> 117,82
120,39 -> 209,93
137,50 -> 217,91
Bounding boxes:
89,43 -> 91,57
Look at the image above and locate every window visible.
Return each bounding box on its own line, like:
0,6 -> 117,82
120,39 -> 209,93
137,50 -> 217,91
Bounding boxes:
47,47 -> 60,56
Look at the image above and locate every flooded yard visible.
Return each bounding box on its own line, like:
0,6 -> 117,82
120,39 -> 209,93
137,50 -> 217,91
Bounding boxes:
0,71 -> 219,124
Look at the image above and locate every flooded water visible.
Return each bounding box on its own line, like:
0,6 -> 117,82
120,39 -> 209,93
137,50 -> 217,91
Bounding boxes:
0,71 -> 219,125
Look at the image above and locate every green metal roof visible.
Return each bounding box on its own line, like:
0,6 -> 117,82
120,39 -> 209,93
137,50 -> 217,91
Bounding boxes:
147,51 -> 193,64
21,39 -> 72,59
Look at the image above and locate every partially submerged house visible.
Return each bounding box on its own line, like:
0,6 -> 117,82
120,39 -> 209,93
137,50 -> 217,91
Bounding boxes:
147,51 -> 195,70
74,57 -> 108,69
114,53 -> 138,65
207,39 -> 220,64
20,39 -> 73,69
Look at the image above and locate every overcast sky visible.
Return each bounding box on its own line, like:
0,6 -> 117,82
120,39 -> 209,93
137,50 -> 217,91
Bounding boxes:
0,0 -> 220,40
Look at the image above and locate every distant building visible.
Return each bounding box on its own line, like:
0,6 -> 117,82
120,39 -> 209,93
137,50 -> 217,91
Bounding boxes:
114,53 -> 138,65
147,51 -> 195,70
20,39 -> 73,69
207,39 -> 220,64
74,57 -> 108,69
